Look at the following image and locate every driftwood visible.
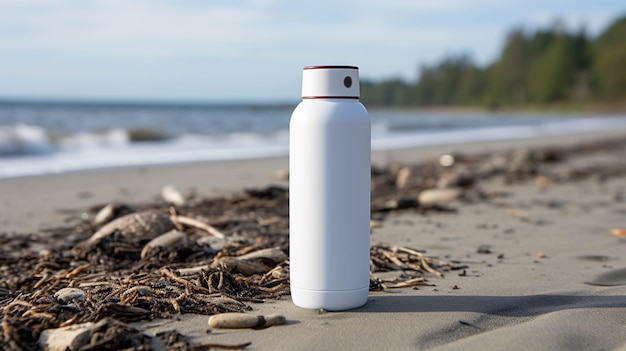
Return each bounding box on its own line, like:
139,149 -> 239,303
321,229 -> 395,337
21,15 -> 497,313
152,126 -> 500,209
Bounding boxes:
208,313 -> 286,329
140,229 -> 188,260
73,210 -> 175,258
211,247 -> 288,276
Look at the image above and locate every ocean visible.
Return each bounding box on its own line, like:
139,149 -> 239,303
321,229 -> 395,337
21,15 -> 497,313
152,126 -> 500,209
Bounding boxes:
1,100 -> 625,179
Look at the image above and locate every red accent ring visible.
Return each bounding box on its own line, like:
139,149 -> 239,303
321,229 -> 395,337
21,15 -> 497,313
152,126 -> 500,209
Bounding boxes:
302,96 -> 359,99
303,65 -> 358,70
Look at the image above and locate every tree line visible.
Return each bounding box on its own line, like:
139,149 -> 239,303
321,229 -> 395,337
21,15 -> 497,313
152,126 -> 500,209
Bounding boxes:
360,15 -> 626,108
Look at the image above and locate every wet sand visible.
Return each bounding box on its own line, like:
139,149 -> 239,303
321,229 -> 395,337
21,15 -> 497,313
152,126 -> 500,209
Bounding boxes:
2,128 -> 626,350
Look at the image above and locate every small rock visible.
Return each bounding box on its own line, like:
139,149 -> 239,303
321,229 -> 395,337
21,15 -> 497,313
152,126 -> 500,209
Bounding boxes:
272,169 -> 289,180
611,228 -> 626,237
370,220 -> 382,229
162,185 -> 185,206
39,322 -> 95,351
439,154 -> 455,167
54,288 -> 87,304
418,188 -> 461,206
395,167 -> 411,189
477,245 -> 492,254
208,313 -> 286,329
535,176 -> 555,187
537,252 -> 547,259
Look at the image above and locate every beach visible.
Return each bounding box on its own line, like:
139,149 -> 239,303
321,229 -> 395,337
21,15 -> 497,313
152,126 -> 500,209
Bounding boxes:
2,128 -> 626,350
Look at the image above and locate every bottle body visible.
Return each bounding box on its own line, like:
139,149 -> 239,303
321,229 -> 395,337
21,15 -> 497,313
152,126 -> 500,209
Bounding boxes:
289,98 -> 371,310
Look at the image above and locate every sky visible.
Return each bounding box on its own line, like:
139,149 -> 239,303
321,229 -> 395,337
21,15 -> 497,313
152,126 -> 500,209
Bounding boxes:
0,0 -> 624,103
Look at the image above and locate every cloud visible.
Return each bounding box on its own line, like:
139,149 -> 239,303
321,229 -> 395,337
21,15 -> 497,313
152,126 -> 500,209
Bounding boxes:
0,0 -> 623,100
0,1 -> 270,59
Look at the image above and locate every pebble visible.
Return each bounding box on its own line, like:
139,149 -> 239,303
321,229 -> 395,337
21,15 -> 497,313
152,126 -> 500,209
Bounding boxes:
535,175 -> 555,187
39,322 -> 95,351
370,220 -> 382,229
439,154 -> 455,167
418,188 -> 461,206
272,169 -> 289,180
162,185 -> 186,206
54,287 -> 87,304
611,228 -> 626,237
476,245 -> 492,254
208,313 -> 286,329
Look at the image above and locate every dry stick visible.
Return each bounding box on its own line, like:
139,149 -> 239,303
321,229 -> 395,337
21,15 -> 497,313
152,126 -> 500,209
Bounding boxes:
2,320 -> 11,343
22,310 -> 54,319
393,245 -> 445,277
168,207 -> 184,231
258,266 -> 281,285
161,268 -> 212,294
217,271 -> 224,290
59,314 -> 79,328
71,272 -> 108,282
175,216 -> 226,239
382,250 -> 407,268
176,265 -> 209,276
65,263 -> 92,279
79,281 -> 120,288
256,283 -> 288,293
33,274 -> 50,289
419,257 -> 442,277
393,245 -> 425,257
103,287 -> 124,301
385,277 -> 430,289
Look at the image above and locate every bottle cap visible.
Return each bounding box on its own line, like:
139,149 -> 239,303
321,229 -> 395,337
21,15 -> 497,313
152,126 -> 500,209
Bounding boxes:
301,66 -> 360,99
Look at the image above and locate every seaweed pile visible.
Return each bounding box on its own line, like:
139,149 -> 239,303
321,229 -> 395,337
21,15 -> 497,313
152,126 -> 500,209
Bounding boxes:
2,136 -> 625,350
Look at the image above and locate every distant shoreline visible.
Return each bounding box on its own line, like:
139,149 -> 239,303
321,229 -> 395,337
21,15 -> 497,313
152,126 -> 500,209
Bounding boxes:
2,97 -> 624,115
370,102 -> 626,114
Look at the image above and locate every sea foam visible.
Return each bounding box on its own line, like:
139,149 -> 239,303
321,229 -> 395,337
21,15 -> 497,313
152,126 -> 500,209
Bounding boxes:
1,115 -> 625,179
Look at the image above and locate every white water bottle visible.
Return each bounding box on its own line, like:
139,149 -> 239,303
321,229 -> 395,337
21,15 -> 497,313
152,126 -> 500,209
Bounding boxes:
289,65 -> 371,310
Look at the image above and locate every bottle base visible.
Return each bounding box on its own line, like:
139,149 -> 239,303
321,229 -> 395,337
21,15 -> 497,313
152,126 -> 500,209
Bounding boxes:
291,286 -> 368,311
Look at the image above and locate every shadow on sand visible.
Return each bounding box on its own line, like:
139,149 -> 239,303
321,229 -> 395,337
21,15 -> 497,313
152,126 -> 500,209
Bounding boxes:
359,293 -> 626,316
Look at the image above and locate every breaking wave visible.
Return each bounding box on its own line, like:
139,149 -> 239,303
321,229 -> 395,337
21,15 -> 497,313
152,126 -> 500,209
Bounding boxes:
0,112 -> 625,179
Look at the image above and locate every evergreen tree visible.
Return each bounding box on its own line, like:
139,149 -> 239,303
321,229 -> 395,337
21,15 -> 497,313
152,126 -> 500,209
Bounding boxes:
592,16 -> 626,100
360,15 -> 625,107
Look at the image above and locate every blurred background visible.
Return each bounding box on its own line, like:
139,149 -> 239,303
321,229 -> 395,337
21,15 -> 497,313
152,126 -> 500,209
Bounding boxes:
0,0 -> 625,178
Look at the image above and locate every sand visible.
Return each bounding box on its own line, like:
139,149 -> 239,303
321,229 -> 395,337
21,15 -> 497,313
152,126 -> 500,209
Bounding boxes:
2,129 -> 626,350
